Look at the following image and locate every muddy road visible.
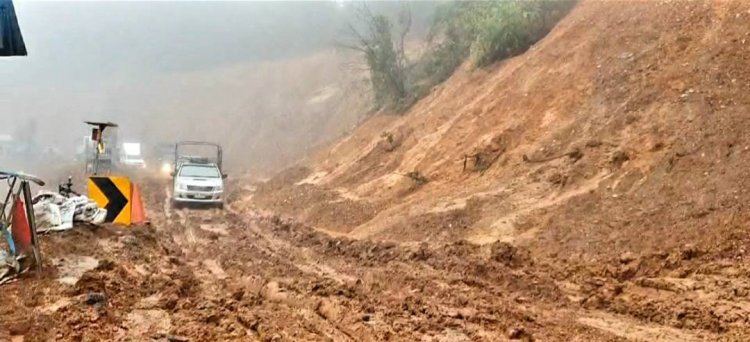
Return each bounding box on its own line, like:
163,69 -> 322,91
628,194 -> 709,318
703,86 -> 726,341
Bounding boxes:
0,176 -> 747,341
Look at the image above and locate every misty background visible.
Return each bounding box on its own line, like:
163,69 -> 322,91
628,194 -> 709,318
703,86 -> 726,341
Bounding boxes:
0,1 -> 436,176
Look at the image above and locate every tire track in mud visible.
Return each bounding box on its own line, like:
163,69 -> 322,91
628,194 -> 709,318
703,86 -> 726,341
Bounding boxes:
6,180 -> 738,340
217,206 -> 584,341
194,202 -> 600,339
218,206 -> 364,341
224,206 -> 357,285
152,182 -> 360,341
95,180 -> 728,341
152,180 -> 522,340
144,177 -> 726,341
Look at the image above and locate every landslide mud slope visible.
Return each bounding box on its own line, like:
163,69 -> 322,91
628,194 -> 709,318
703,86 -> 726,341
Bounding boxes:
248,0 -> 750,339
0,177 -> 628,341
4,1 -> 750,341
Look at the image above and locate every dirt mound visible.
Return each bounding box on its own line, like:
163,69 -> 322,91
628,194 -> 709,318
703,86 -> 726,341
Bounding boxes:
250,0 -> 750,261
244,0 -> 750,339
0,223 -> 192,341
5,1 -> 750,340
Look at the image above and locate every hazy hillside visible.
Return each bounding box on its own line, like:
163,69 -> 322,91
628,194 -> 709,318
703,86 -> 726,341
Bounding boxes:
6,1 -> 750,341
247,1 -> 750,337
1,1 -> 438,174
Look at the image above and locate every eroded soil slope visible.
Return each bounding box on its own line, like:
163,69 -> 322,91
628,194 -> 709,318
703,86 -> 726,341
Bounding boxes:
248,0 -> 750,339
0,177 -> 631,341
4,0 -> 750,341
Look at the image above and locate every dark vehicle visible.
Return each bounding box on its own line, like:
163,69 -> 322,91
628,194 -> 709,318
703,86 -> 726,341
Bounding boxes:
153,143 -> 176,175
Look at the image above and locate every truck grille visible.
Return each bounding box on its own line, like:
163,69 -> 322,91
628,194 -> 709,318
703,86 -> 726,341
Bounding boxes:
187,185 -> 215,192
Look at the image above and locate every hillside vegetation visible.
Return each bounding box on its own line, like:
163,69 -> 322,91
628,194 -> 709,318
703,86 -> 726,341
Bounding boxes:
347,0 -> 574,112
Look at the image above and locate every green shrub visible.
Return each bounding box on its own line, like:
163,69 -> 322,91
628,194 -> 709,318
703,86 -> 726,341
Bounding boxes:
346,0 -> 574,113
429,0 -> 575,69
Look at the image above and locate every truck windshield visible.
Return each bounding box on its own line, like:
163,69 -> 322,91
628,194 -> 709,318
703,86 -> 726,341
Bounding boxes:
179,165 -> 220,178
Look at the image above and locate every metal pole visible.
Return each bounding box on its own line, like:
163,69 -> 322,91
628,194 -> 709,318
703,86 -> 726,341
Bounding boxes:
0,177 -> 17,222
94,146 -> 100,175
21,181 -> 41,274
0,178 -> 18,256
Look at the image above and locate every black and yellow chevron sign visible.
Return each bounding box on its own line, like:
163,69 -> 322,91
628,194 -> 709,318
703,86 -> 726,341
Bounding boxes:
88,176 -> 132,225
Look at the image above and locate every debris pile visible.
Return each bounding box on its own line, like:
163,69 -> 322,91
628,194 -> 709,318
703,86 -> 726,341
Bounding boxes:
0,250 -> 24,285
32,190 -> 107,232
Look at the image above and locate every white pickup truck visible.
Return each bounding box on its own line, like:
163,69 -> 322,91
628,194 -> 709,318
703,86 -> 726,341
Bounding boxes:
171,142 -> 226,209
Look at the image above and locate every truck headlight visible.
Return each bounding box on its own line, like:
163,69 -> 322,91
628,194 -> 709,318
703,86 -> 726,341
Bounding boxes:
161,163 -> 172,174
177,183 -> 187,190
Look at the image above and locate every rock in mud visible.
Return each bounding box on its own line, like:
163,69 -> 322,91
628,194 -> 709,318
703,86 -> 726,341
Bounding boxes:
159,294 -> 179,311
96,259 -> 116,271
84,292 -> 107,306
124,309 -> 172,337
261,281 -> 288,302
434,329 -> 471,342
457,307 -> 476,320
236,308 -> 259,330
617,262 -> 640,281
202,259 -> 228,280
610,150 -> 630,168
6,321 -> 31,335
680,244 -> 702,260
491,241 -> 527,267
411,242 -> 431,261
41,298 -> 72,314
205,313 -> 222,325
231,289 -> 245,301
619,252 -> 637,264
54,255 -> 100,286
137,294 -> 162,309
119,235 -> 138,246
315,299 -> 340,322
507,326 -> 530,340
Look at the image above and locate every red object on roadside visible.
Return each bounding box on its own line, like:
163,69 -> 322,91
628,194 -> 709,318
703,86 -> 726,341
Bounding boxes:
11,198 -> 32,254
131,184 -> 147,225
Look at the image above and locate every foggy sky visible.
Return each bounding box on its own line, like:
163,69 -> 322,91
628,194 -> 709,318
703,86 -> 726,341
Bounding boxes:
0,1 -> 435,172
2,1 -> 349,86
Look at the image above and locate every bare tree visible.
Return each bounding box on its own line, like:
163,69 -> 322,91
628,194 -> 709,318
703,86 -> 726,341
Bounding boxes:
338,2 -> 411,111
